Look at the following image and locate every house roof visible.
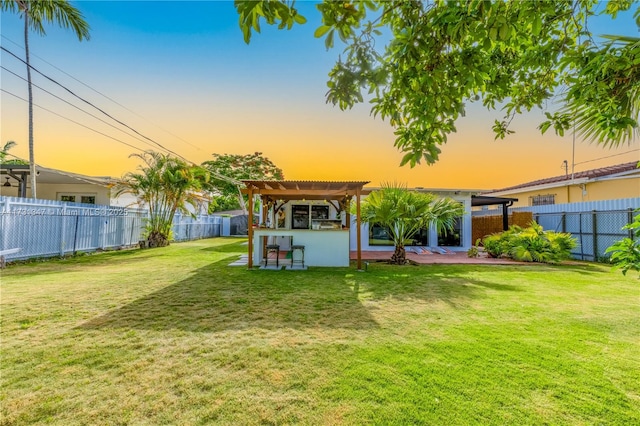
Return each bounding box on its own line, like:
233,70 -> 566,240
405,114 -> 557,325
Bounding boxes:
488,161 -> 639,193
471,195 -> 518,207
0,164 -> 113,186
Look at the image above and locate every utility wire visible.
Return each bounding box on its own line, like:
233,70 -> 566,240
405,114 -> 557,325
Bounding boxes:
2,88 -> 146,153
1,45 -> 189,162
2,47 -> 242,186
1,34 -> 203,152
574,149 -> 640,166
2,153 -> 123,187
2,65 -> 160,151
3,89 -> 241,185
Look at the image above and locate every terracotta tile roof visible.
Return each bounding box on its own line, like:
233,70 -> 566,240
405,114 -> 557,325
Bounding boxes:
489,161 -> 639,193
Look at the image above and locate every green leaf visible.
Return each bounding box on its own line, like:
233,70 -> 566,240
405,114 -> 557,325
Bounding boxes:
314,25 -> 331,38
325,29 -> 334,49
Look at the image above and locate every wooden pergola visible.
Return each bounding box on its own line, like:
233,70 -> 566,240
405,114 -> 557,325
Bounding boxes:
241,180 -> 369,269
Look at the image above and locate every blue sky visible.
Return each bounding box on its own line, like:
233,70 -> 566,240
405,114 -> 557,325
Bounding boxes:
1,1 -> 638,189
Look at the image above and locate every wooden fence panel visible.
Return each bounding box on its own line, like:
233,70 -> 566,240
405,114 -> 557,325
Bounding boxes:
472,211 -> 533,243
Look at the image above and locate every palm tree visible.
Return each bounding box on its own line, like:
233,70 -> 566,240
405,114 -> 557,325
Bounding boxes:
1,0 -> 90,199
358,183 -> 465,265
114,151 -> 210,247
0,141 -> 17,164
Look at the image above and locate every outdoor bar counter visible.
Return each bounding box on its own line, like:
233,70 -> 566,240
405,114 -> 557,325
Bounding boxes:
252,228 -> 350,267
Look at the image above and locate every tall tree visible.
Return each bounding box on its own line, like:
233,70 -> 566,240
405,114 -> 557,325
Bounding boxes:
236,0 -> 639,166
114,151 -> 210,248
0,141 -> 17,164
202,152 -> 284,213
0,140 -> 28,165
358,184 -> 464,264
1,0 -> 90,198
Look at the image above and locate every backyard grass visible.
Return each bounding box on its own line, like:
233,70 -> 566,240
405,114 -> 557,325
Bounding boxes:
1,237 -> 638,425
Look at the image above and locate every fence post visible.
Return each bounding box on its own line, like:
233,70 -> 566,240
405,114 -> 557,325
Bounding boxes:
72,214 -> 80,254
1,198 -> 8,251
129,214 -> 135,246
101,209 -> 108,249
592,210 -> 598,261
629,208 -> 635,240
578,212 -> 584,261
561,212 -> 566,233
60,204 -> 67,257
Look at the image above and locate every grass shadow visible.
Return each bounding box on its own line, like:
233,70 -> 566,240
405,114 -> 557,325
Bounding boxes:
78,257 -> 379,332
349,263 -> 524,308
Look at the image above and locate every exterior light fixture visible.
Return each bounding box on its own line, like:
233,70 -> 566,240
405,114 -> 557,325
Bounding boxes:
3,177 -> 11,187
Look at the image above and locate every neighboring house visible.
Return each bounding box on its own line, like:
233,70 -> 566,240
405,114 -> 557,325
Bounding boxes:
482,161 -> 640,208
0,164 -> 126,205
0,164 -> 210,213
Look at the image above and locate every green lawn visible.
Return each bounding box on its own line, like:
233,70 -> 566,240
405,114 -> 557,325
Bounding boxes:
1,238 -> 638,425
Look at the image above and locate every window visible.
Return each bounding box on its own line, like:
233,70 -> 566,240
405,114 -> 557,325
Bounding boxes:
369,224 -> 429,246
311,205 -> 329,219
438,217 -> 462,247
369,224 -> 394,246
291,204 -> 310,229
58,193 -> 97,205
530,194 -> 555,206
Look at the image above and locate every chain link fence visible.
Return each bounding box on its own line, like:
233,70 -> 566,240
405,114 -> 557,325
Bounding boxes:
533,209 -> 635,261
473,198 -> 639,262
0,197 -> 222,262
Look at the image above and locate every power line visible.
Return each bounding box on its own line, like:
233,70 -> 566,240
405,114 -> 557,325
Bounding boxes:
1,35 -> 204,152
1,45 -> 189,162
2,88 -> 146,153
2,46 -> 240,186
3,89 -> 241,186
2,65 -> 161,152
574,149 -> 640,166
2,153 -> 121,186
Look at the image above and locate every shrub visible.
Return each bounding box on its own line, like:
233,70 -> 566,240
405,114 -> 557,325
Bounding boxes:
605,210 -> 640,277
482,222 -> 577,263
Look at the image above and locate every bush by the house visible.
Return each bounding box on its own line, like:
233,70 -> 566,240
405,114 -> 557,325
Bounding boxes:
605,209 -> 640,277
483,222 -> 577,264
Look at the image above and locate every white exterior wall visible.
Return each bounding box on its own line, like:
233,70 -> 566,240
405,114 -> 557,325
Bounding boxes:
349,194 -> 473,252
1,183 -> 112,205
253,229 -> 349,267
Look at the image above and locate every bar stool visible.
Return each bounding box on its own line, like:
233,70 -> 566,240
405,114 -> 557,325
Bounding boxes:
264,244 -> 280,267
291,245 -> 305,268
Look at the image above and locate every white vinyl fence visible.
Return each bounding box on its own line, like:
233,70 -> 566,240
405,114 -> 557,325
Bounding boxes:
473,198 -> 640,261
0,196 -> 222,261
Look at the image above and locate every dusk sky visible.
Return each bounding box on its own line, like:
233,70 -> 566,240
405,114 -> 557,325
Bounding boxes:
1,1 -> 639,190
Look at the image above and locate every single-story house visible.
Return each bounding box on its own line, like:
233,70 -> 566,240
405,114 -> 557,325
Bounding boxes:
242,180 -> 485,268
0,164 -> 129,205
0,164 -> 209,213
482,161 -> 639,208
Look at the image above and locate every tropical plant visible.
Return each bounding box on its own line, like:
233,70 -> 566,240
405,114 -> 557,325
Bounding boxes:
236,1 -> 639,166
605,209 -> 640,277
1,0 -> 90,198
483,222 -> 577,264
467,238 -> 482,258
357,184 -> 464,264
0,140 -> 17,163
114,151 -> 210,248
202,152 -> 284,214
0,140 -> 29,165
